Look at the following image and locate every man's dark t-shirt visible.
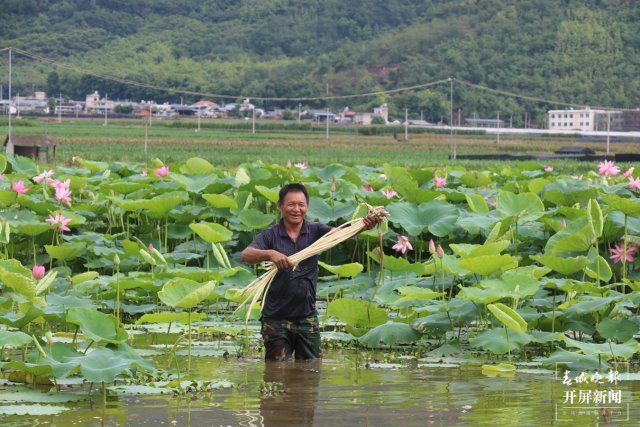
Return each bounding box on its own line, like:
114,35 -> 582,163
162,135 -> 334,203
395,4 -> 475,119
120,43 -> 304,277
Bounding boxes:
248,220 -> 332,319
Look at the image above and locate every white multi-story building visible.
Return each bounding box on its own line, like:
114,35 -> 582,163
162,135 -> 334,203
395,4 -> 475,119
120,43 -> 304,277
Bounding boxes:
548,108 -> 617,131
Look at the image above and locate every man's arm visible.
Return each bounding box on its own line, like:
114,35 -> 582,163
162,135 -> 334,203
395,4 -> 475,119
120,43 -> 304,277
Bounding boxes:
241,246 -> 293,269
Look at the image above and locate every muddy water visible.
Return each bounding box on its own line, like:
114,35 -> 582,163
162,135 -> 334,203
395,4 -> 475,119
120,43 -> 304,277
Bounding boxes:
2,349 -> 638,427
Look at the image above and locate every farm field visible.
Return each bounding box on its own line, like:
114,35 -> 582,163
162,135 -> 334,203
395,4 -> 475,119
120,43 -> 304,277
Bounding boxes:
0,119 -> 639,425
3,117 -> 639,170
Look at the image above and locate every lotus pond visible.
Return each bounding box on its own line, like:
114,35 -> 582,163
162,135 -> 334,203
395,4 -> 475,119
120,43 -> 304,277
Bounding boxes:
0,154 -> 638,425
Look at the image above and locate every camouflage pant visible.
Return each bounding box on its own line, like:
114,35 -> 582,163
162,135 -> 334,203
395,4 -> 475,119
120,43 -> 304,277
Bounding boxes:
260,315 -> 322,361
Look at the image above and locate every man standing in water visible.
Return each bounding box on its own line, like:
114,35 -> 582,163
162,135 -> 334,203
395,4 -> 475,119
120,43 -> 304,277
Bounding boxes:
241,183 -> 381,361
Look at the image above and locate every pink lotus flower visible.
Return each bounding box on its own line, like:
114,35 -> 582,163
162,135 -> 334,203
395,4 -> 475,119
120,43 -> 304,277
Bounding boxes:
380,189 -> 397,199
392,235 -> 413,254
154,166 -> 169,178
624,167 -> 635,178
12,180 -> 29,195
598,160 -> 620,176
629,176 -> 640,191
148,243 -> 154,253
436,244 -> 444,258
544,166 -> 554,172
32,265 -> 45,280
560,218 -> 567,228
46,213 -> 72,233
294,162 -> 308,170
0,174 -> 3,180
140,169 -> 148,177
33,170 -> 54,184
609,241 -> 638,264
52,179 -> 72,206
362,185 -> 373,192
434,176 -> 447,188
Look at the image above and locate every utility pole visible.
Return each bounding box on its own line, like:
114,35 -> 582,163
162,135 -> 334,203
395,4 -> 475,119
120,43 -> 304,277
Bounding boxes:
8,48 -> 12,148
524,111 -> 528,129
144,122 -> 148,155
606,111 -> 611,155
496,111 -> 501,144
298,103 -> 301,124
58,93 -> 62,123
449,77 -> 456,160
252,107 -> 255,134
404,108 -> 408,141
103,94 -> 108,126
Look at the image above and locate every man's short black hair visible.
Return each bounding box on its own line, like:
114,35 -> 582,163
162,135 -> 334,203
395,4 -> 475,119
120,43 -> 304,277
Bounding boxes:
278,183 -> 309,205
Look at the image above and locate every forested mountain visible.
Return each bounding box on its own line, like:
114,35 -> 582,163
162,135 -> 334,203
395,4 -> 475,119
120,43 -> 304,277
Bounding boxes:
0,0 -> 638,123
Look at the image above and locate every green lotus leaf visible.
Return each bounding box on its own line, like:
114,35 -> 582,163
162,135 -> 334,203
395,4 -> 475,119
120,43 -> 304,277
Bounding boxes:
0,154 -> 6,173
387,200 -> 458,237
450,240 -> 510,258
45,243 -> 85,261
496,191 -> 545,220
457,254 -> 517,276
601,193 -> 640,216
254,185 -> 280,204
528,177 -> 551,194
367,249 -> 426,275
0,330 -> 33,347
202,193 -> 238,209
6,155 -> 38,175
0,304 -> 45,328
78,344 -> 153,383
545,217 -> 595,255
587,198 -> 604,238
306,197 -> 354,223
469,327 -> 532,354
395,286 -> 443,300
327,298 -> 387,335
0,387 -> 87,403
0,259 -> 36,299
456,286 -> 504,305
0,189 -> 17,207
182,157 -> 215,174
234,167 -> 251,187
460,170 -> 493,188
170,173 -> 219,193
542,347 -> 601,371
14,223 -> 51,236
158,278 -> 217,309
358,321 -> 422,347
487,302 -> 527,333
66,307 -> 128,344
318,261 -> 363,278
583,251 -> 613,282
105,181 -> 147,194
78,159 -> 109,173
465,193 -> 489,214
238,208 -> 275,229
0,404 -> 69,416
563,336 -> 638,360
560,295 -> 620,316
530,254 -> 590,275
189,221 -> 233,243
136,312 -> 208,324
543,188 -> 597,207
596,317 -> 639,343
71,271 -> 100,285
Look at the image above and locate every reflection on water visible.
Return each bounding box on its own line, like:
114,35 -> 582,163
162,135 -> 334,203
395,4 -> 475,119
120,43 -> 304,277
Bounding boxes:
1,350 -> 638,426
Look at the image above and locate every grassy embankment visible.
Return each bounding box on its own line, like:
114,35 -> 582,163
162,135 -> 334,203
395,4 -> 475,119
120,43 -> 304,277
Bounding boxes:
1,117 -> 638,172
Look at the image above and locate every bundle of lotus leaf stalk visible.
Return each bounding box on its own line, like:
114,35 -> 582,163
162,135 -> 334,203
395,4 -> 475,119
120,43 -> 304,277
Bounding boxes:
237,204 -> 389,321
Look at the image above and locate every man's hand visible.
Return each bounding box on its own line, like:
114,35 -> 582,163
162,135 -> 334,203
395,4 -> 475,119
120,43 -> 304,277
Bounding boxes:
362,214 -> 383,231
269,250 -> 293,269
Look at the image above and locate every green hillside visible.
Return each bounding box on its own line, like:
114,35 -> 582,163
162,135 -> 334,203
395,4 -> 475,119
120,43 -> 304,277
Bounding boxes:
0,0 -> 638,123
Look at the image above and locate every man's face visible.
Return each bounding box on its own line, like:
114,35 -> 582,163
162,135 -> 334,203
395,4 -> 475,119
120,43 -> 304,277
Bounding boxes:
278,191 -> 308,226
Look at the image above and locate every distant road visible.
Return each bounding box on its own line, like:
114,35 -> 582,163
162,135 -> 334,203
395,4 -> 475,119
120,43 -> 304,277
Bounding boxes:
420,124 -> 640,139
